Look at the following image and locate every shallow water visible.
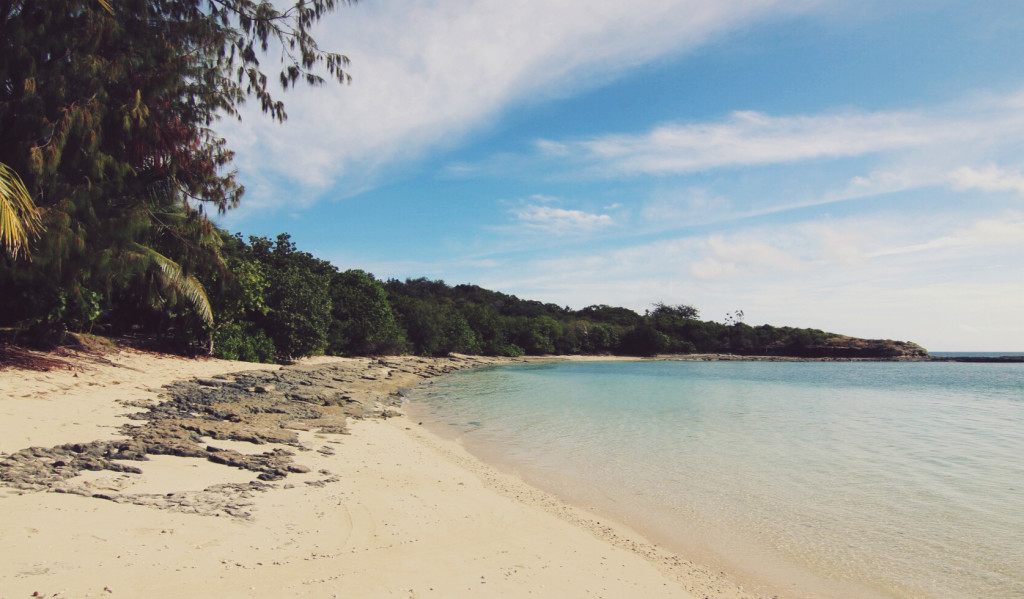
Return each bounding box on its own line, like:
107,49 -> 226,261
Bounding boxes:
406,360 -> 1024,599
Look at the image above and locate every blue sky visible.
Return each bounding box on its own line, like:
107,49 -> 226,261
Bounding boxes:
216,0 -> 1024,351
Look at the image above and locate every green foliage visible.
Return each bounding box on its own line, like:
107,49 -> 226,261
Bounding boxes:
45,287 -> 104,331
328,269 -> 406,355
503,343 -> 526,357
647,303 -> 704,353
207,263 -> 911,360
0,0 -> 349,350
374,280 -> 874,358
577,304 -> 643,327
247,234 -> 333,361
389,295 -> 480,356
515,315 -> 561,355
578,322 -> 619,353
213,322 -> 276,363
651,302 -> 700,320
442,310 -> 481,355
618,324 -> 669,357
267,263 -> 331,359
209,235 -> 270,325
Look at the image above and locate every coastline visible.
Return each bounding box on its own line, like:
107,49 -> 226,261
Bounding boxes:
0,348 -> 760,599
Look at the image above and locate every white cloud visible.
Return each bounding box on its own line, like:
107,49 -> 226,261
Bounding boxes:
832,168 -> 943,202
484,210 -> 1014,296
815,225 -> 865,266
690,234 -> 809,280
531,96 -> 1024,176
868,213 -> 1024,258
513,205 -> 615,234
219,0 -> 820,211
640,188 -> 732,226
540,109 -> 940,174
950,165 -> 1024,196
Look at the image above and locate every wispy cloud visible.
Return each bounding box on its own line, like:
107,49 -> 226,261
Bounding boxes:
950,165 -> 1024,196
868,213 -> 1024,258
218,0 -> 819,215
537,109 -> 938,174
689,234 -> 810,280
530,92 -> 1024,176
640,189 -> 732,226
513,204 -> 615,234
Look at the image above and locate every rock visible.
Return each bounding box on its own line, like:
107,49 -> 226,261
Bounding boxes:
1,356 -> 506,514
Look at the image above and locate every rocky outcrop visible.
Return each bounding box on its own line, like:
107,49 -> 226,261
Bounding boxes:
763,337 -> 930,359
0,355 -> 508,515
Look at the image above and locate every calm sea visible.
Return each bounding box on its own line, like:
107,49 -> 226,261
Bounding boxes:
405,360 -> 1024,599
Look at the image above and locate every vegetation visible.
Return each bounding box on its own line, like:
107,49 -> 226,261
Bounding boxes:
0,162 -> 42,258
0,2 -> 924,362
1,0 -> 348,345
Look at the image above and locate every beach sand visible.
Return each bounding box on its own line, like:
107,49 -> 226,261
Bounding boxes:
0,347 -> 758,599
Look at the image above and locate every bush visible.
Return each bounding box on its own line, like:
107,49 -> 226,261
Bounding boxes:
618,325 -> 669,356
501,343 -> 525,357
213,323 -> 276,363
328,269 -> 406,355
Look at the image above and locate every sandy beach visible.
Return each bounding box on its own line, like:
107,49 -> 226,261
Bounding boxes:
0,346 -> 758,599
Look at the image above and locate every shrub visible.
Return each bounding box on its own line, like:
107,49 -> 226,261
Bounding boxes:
213,323 -> 276,363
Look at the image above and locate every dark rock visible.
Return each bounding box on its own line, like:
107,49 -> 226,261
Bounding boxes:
1,356 -> 505,512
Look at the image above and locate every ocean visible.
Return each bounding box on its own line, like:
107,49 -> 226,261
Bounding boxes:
405,359 -> 1024,599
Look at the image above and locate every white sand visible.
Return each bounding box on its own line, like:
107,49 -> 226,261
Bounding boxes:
0,349 -> 758,599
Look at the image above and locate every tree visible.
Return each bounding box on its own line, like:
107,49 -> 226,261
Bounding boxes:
328,269 -> 405,355
646,302 -> 704,353
205,232 -> 275,361
576,321 -> 618,353
247,234 -> 334,360
575,304 -> 643,327
511,315 -> 561,355
651,302 -> 700,320
618,324 -> 669,356
458,302 -> 530,356
0,0 -> 351,342
389,294 -> 480,357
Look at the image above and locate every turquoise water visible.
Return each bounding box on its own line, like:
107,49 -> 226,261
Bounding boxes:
406,361 -> 1024,599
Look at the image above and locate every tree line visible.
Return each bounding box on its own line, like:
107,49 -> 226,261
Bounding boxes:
78,228 -> 850,362
4,213 -> 853,362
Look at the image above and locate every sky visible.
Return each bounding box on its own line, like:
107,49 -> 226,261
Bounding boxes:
215,0 -> 1024,351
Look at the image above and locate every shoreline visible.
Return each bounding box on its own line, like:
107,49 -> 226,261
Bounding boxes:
0,348 -> 761,599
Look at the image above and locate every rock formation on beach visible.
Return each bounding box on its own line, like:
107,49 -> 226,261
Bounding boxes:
0,355 -> 504,516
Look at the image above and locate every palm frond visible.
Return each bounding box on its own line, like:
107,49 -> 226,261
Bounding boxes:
129,243 -> 214,326
0,162 -> 44,259
96,0 -> 114,14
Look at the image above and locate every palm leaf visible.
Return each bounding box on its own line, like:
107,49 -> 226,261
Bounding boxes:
0,162 -> 43,259
129,243 -> 214,326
